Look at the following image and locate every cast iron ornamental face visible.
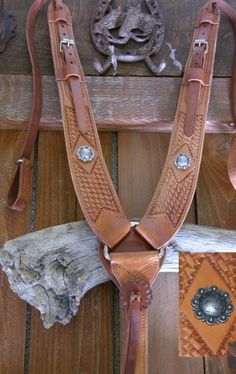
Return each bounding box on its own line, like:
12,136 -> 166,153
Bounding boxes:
91,0 -> 165,74
191,285 -> 234,326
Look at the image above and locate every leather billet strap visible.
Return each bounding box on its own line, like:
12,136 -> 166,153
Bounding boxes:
47,0 -> 131,247
7,0 -> 48,211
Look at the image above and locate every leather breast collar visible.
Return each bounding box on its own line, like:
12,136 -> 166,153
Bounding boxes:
7,1 -> 236,373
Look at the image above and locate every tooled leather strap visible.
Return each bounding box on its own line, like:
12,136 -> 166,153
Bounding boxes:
7,0 -> 48,211
9,0 -> 236,252
136,0 -> 236,249
99,243 -> 165,374
47,0 -> 130,247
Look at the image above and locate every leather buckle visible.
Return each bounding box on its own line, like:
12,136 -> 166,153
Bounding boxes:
60,38 -> 75,53
193,39 -> 208,54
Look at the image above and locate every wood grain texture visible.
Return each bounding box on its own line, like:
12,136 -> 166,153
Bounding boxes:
2,0 -> 235,76
0,131 -> 31,374
197,134 -> 236,372
0,76 -> 234,133
205,358 -> 236,374
118,132 -> 203,373
149,273 -> 204,374
28,131 -> 113,374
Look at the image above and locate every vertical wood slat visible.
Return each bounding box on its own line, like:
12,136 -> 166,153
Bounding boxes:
118,132 -> 204,374
0,131 -> 31,374
197,134 -> 236,374
28,131 -> 113,374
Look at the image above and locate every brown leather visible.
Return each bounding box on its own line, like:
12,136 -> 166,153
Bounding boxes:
179,252 -> 236,357
7,0 -> 48,210
8,0 -> 236,373
136,2 -> 221,249
9,0 -> 236,249
48,0 -> 131,248
99,244 -> 162,374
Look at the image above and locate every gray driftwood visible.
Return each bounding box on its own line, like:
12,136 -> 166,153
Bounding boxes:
0,221 -> 236,328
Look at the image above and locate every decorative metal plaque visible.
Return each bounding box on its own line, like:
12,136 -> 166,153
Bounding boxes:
192,285 -> 234,326
91,0 -> 165,74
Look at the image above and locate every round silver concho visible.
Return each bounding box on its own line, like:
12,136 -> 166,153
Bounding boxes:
76,146 -> 95,162
174,153 -> 192,170
191,285 -> 234,326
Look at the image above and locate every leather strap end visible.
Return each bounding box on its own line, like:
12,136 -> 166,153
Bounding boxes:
228,134 -> 236,190
8,158 -> 33,211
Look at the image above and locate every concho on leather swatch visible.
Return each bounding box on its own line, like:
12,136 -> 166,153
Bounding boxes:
179,252 -> 236,357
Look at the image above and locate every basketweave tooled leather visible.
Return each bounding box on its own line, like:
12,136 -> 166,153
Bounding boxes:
179,252 -> 236,357
6,0 -> 236,373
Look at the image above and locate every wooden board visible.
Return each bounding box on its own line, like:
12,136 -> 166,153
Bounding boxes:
2,0 -> 235,76
28,131 -> 113,374
196,134 -> 236,373
118,132 -> 203,373
0,131 -> 31,374
0,76 -> 234,133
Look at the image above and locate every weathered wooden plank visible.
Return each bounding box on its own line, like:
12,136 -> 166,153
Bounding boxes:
28,131 -> 113,374
118,132 -> 203,374
2,221 -> 236,328
0,76 -> 234,133
149,273 -> 205,374
2,0 -> 235,76
0,131 -> 31,374
205,358 -> 235,374
196,134 -> 236,373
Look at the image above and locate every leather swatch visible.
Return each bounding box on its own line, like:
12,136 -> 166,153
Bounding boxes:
179,252 -> 236,357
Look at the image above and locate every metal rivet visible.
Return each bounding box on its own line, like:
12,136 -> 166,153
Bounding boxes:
174,153 -> 192,170
76,146 -> 95,162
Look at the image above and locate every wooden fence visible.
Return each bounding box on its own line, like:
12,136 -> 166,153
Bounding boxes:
0,0 -> 236,373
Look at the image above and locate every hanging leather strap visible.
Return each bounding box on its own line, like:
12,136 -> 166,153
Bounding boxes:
7,0 -> 48,211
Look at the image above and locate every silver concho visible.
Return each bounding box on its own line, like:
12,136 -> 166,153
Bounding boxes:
76,146 -> 95,162
174,153 -> 192,170
192,285 -> 234,326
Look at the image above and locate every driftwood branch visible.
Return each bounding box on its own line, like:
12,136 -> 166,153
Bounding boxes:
0,221 -> 236,328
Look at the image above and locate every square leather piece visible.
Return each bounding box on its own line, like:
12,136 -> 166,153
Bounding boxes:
179,252 -> 236,357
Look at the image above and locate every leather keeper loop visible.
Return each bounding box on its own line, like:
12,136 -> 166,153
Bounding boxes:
200,12 -> 219,24
48,9 -> 71,24
188,67 -> 206,82
56,64 -> 84,82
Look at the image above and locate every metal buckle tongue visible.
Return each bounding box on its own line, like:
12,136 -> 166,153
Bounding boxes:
193,39 -> 208,54
60,38 -> 75,53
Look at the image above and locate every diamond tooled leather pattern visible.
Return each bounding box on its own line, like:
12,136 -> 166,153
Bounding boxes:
72,157 -> 121,222
179,253 -> 236,356
148,113 -> 203,227
48,2 -> 130,246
